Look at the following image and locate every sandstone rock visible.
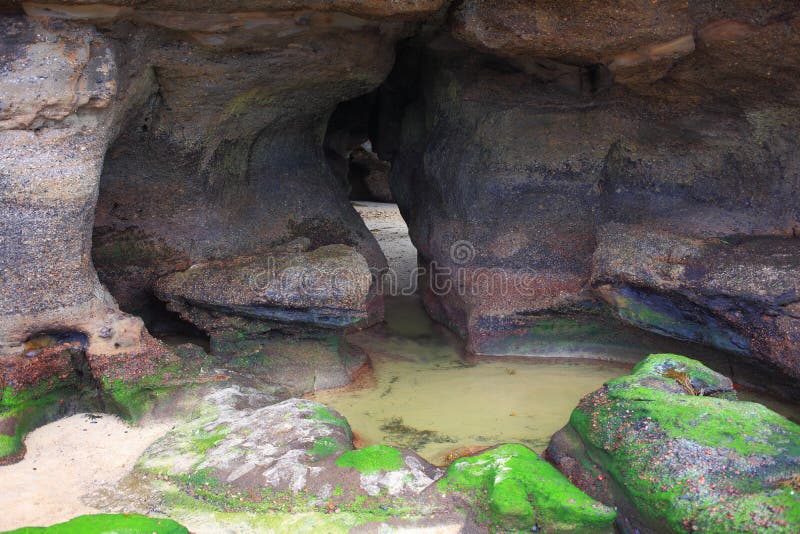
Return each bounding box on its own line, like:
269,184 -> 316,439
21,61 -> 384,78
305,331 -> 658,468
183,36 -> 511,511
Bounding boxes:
452,0 -> 692,66
546,354 -> 800,533
450,1 -> 800,100
87,2 -> 403,315
0,16 -> 149,358
121,387 -> 448,530
211,334 -> 368,396
592,224 -> 800,380
151,239 -> 379,394
17,1 -> 449,21
155,241 -> 376,332
138,393 -> 356,493
0,332 -> 202,463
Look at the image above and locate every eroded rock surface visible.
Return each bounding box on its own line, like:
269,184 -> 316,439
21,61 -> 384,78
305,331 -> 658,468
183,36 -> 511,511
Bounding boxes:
450,0 -> 800,100
87,0 -> 410,314
593,225 -> 800,380
156,240 -> 376,334
388,38 -> 800,382
154,240 -> 377,393
106,386 -> 452,531
0,16 -> 150,357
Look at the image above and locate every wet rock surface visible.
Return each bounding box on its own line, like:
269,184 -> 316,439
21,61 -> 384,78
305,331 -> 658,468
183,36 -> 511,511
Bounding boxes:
137,391 -> 356,493
593,225 -> 800,380
387,42 -> 800,382
153,239 -> 378,395
547,354 -> 800,533
2,0 -> 799,387
140,388 -> 443,500
1,1 -> 800,531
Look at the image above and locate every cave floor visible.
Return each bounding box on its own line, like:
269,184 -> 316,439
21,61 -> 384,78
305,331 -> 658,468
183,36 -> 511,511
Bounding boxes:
1,201 -> 798,532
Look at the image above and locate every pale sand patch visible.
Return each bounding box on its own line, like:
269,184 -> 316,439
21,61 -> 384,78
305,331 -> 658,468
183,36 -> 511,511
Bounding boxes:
352,201 -> 418,293
0,413 -> 172,531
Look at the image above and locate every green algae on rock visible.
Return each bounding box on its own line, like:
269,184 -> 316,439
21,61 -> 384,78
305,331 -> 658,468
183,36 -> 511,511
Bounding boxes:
94,387 -> 448,532
3,513 -> 189,534
0,338 -> 209,464
335,444 -> 404,474
547,353 -> 800,533
436,443 -> 615,532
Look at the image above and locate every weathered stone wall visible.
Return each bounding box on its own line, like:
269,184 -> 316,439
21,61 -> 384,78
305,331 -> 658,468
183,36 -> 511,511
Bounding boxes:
0,16 -> 148,356
386,2 -> 800,379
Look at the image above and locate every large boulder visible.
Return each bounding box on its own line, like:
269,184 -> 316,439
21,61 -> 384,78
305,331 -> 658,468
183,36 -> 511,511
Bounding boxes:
154,240 -> 377,392
0,16 -> 151,358
155,240 -> 378,335
101,386 -> 450,531
547,354 -> 800,533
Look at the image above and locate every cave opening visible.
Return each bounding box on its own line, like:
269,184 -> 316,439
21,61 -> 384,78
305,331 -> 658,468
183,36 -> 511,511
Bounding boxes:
323,89 -> 422,297
324,91 -> 393,204
85,40 -> 800,408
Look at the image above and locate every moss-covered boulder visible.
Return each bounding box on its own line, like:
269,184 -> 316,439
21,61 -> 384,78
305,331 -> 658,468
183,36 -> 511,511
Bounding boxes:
3,513 -> 188,533
547,353 -> 800,533
436,443 -> 615,532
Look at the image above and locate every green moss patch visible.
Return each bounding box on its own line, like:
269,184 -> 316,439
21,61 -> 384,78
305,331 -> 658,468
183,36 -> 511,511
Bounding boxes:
3,513 -> 188,533
593,354 -> 799,456
310,436 -> 346,459
192,426 -> 230,455
335,444 -> 404,474
140,467 -> 422,532
0,381 -> 85,462
102,363 -> 190,422
0,434 -> 22,459
437,444 -> 615,532
311,405 -> 352,436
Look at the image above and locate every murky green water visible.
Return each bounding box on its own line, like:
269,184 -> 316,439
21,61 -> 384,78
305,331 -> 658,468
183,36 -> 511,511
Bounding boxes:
310,296 -> 800,466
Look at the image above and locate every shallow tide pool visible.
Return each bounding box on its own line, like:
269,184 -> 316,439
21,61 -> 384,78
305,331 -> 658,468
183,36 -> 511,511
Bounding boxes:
309,297 -> 631,465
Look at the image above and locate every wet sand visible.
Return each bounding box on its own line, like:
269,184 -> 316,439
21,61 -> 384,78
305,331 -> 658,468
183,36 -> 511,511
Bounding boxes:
0,413 -> 171,531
